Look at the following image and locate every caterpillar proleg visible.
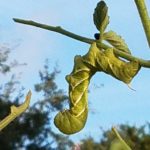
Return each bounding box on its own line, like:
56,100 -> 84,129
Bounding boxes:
54,42 -> 140,134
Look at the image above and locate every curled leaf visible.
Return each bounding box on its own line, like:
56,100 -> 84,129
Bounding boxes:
54,43 -> 140,134
97,48 -> 140,84
54,55 -> 94,134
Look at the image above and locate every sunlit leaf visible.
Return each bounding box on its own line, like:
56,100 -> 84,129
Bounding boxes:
103,31 -> 131,54
93,1 -> 109,33
110,139 -> 131,150
110,127 -> 132,150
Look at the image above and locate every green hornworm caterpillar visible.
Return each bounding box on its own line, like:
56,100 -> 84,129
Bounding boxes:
54,42 -> 140,135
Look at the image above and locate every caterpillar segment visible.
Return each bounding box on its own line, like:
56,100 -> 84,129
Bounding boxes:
54,42 -> 140,134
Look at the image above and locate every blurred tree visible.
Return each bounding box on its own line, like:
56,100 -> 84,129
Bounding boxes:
80,124 -> 150,150
0,47 -> 73,150
0,45 -> 12,73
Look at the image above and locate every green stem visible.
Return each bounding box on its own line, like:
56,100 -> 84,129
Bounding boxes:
135,0 -> 150,47
13,18 -> 150,68
112,127 -> 132,150
0,91 -> 31,131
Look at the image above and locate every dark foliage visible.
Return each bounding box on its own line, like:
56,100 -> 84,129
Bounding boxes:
0,48 -> 73,150
80,124 -> 150,150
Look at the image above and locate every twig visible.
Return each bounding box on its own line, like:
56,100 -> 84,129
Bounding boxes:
135,0 -> 150,47
13,18 -> 150,68
13,18 -> 94,44
112,127 -> 132,150
0,91 -> 31,131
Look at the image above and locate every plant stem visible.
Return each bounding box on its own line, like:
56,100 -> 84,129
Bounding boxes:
13,18 -> 150,68
112,127 -> 132,150
135,0 -> 150,47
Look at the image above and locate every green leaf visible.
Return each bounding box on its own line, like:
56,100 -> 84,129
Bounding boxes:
110,127 -> 132,150
103,31 -> 131,54
93,1 -> 109,33
110,139 -> 131,150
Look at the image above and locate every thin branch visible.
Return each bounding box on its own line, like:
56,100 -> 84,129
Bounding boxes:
112,127 -> 132,150
135,0 -> 150,47
13,18 -> 150,68
0,91 -> 31,131
13,18 -> 94,44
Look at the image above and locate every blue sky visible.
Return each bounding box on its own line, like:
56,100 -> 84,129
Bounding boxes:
0,0 -> 150,142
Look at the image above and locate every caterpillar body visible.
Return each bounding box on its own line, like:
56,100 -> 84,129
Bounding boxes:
54,42 -> 140,135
